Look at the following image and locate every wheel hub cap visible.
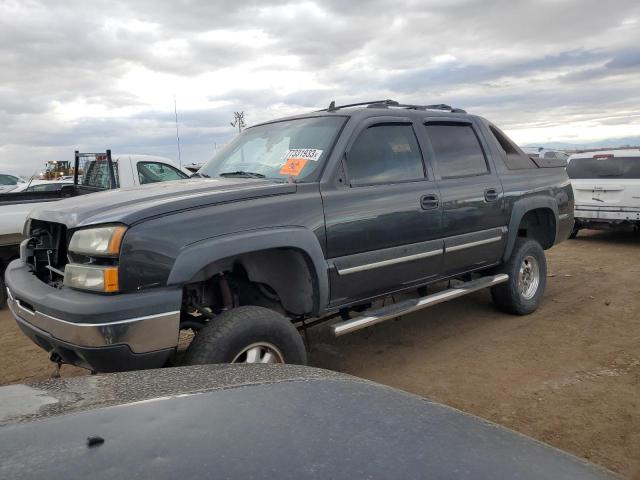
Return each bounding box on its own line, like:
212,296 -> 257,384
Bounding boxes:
232,342 -> 285,364
518,255 -> 540,300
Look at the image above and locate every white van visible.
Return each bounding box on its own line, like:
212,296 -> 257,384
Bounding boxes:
567,149 -> 640,237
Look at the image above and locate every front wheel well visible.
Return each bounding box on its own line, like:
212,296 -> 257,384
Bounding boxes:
517,208 -> 556,249
181,248 -> 319,320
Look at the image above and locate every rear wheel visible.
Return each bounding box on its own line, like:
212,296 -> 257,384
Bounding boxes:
491,238 -> 547,315
183,306 -> 307,365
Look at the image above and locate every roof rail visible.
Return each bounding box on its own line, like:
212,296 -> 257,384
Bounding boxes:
321,99 -> 466,114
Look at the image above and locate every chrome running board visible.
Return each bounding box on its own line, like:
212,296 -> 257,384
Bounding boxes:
330,274 -> 509,337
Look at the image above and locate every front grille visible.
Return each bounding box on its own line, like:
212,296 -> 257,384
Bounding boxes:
26,219 -> 68,287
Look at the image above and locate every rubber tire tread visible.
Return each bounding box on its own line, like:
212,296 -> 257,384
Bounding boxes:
491,238 -> 547,315
183,306 -> 307,365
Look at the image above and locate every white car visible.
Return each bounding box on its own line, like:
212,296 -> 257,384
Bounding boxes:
567,149 -> 640,237
0,173 -> 27,193
11,179 -> 74,193
522,147 -> 569,164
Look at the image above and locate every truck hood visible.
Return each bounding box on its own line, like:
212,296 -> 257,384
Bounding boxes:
28,178 -> 297,229
0,365 -> 615,479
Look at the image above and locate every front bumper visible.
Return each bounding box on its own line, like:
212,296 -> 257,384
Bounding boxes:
5,260 -> 182,372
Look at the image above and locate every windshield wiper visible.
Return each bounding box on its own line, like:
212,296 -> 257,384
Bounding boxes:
219,171 -> 266,179
191,172 -> 210,178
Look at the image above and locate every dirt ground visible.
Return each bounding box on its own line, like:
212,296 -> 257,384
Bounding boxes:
1,229 -> 639,477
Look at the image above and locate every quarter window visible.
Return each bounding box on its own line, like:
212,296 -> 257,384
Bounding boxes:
425,124 -> 488,178
346,124 -> 424,186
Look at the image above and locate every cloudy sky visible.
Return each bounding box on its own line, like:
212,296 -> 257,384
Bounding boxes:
1,0 -> 640,174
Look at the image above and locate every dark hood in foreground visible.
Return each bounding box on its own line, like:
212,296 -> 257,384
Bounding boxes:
28,178 -> 296,229
0,365 -> 615,480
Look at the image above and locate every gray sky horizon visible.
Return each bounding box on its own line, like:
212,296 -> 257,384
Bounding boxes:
1,0 -> 640,175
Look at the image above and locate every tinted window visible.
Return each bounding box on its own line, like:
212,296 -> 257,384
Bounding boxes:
137,162 -> 189,185
567,156 -> 640,179
426,124 -> 488,178
346,124 -> 424,186
0,174 -> 18,185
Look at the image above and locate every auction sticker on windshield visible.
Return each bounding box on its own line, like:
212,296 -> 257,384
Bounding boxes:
283,149 -> 323,162
280,158 -> 308,176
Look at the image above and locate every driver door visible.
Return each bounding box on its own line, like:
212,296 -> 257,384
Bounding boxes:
321,118 -> 443,305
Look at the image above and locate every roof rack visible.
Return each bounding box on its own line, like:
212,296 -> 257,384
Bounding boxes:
321,99 -> 466,114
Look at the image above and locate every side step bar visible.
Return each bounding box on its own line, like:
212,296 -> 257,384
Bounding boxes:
331,274 -> 509,337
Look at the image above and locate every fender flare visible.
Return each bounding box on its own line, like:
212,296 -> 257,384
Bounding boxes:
167,227 -> 329,314
503,196 -> 559,261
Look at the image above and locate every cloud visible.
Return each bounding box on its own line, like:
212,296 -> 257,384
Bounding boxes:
1,0 -> 640,174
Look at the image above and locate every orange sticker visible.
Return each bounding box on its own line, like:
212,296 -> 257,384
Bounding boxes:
279,158 -> 308,176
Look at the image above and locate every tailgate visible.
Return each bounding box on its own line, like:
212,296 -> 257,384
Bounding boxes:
571,180 -> 632,207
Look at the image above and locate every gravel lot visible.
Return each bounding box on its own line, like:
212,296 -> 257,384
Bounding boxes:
1,229 -> 638,477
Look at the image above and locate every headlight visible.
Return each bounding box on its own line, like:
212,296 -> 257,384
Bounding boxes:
64,264 -> 119,293
69,225 -> 126,256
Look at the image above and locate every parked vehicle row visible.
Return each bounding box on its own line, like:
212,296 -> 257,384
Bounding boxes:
5,100 -> 574,373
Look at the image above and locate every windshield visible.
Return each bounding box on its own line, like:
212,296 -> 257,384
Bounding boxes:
567,156 -> 640,179
199,116 -> 345,181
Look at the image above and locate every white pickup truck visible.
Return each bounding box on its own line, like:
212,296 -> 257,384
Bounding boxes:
0,154 -> 191,303
568,149 -> 640,237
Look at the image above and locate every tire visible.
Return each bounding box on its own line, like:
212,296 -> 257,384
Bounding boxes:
491,238 -> 547,315
0,274 -> 6,306
183,306 -> 307,365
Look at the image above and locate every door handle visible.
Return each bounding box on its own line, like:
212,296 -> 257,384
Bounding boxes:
420,194 -> 439,210
484,188 -> 499,202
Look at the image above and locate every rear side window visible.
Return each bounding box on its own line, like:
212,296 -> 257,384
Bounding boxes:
425,123 -> 488,178
346,124 -> 425,186
567,156 -> 640,179
137,162 -> 189,185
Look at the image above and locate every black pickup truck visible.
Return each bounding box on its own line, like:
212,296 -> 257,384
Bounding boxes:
4,100 -> 574,372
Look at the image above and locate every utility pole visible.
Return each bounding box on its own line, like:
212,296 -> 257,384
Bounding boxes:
230,111 -> 246,133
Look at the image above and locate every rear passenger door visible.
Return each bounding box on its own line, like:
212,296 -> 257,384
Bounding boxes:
421,119 -> 506,275
322,118 -> 443,305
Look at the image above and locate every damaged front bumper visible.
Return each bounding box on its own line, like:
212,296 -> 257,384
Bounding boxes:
4,260 -> 182,372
